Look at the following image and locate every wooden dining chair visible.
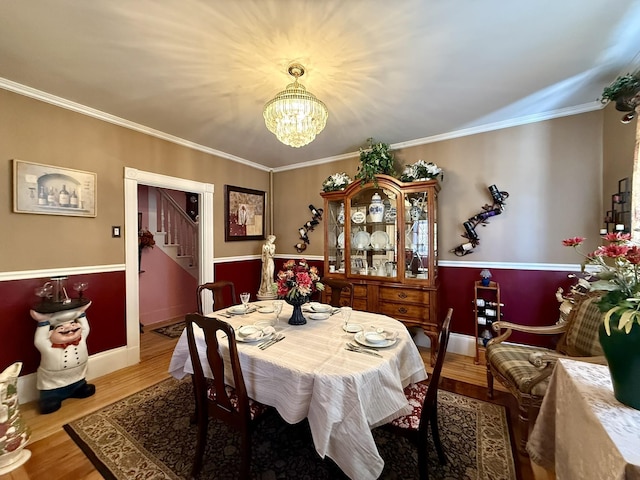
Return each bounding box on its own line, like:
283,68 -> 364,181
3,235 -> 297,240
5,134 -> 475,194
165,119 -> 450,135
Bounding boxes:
185,313 -> 269,479
321,277 -> 355,307
196,280 -> 237,314
381,308 -> 453,480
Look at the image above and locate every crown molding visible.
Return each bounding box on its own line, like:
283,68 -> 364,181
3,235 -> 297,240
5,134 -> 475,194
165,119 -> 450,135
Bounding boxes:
0,77 -> 270,172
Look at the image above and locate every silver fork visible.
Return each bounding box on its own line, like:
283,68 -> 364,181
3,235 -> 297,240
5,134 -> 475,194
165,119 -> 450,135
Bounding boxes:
345,343 -> 382,357
347,342 -> 380,354
259,333 -> 283,350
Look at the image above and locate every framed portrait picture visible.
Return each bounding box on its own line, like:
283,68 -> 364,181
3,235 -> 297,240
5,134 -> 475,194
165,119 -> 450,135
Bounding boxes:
13,159 -> 97,217
224,185 -> 266,241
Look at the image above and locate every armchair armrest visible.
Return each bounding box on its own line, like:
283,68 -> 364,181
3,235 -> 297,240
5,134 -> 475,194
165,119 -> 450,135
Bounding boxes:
489,321 -> 567,345
529,351 -> 607,368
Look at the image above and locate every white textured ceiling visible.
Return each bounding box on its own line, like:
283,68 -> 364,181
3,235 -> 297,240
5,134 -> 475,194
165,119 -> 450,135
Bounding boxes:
1,0 -> 640,169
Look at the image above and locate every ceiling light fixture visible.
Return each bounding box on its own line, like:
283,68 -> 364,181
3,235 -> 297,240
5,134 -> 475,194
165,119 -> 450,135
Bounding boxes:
263,63 -> 328,148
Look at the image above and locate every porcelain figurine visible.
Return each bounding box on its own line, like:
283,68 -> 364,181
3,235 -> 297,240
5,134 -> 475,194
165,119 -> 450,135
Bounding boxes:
30,302 -> 95,414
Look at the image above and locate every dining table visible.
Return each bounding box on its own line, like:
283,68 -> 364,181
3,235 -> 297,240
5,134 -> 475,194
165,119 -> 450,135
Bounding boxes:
168,301 -> 428,480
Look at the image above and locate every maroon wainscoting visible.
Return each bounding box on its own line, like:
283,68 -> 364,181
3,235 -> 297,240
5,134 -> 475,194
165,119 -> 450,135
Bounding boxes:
0,271 -> 126,376
214,259 -> 262,302
439,266 -> 578,348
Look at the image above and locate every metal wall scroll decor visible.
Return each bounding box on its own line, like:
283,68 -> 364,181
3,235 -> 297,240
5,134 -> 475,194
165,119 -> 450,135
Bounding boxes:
294,205 -> 323,253
450,184 -> 509,256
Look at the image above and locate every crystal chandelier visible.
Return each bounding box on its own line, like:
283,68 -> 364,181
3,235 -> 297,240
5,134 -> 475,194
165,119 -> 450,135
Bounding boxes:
263,63 -> 328,148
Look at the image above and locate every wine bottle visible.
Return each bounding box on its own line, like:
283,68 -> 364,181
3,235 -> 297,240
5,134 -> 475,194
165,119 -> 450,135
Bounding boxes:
485,301 -> 504,308
38,186 -> 47,205
47,187 -> 56,206
475,298 -> 486,307
59,184 -> 70,207
70,190 -> 78,208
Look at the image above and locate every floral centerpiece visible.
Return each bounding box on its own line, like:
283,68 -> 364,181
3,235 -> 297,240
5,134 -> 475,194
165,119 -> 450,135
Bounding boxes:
399,160 -> 443,182
322,172 -> 352,192
562,233 -> 640,334
276,259 -> 324,325
563,233 -> 640,409
354,138 -> 396,187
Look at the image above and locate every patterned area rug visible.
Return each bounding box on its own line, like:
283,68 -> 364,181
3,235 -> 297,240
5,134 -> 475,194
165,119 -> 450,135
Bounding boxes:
150,321 -> 185,339
64,378 -> 517,480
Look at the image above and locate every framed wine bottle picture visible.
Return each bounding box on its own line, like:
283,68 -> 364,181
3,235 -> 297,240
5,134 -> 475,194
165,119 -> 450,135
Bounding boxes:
13,159 -> 97,217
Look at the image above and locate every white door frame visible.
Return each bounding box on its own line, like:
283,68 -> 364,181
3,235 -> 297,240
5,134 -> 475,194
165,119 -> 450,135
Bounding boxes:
123,167 -> 214,365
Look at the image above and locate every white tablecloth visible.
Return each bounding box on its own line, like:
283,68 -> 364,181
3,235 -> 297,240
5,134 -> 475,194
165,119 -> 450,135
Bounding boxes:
168,303 -> 428,480
527,358 -> 640,480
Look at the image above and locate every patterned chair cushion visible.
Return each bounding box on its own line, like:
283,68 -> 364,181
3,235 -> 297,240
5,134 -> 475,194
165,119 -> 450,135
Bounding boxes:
562,294 -> 604,357
208,385 -> 269,419
389,382 -> 428,430
485,343 -> 552,396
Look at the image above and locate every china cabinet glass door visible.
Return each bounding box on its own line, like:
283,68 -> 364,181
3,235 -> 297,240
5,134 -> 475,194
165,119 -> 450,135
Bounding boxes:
404,190 -> 431,280
326,199 -> 346,273
347,186 -> 398,279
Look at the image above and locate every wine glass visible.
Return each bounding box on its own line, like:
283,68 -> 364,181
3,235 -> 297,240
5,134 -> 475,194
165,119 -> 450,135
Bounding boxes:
240,292 -> 251,312
341,306 -> 353,332
73,281 -> 89,299
272,300 -> 283,324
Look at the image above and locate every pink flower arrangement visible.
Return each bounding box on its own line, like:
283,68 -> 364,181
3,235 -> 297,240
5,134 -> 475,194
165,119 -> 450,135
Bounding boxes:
563,232 -> 640,334
276,259 -> 324,300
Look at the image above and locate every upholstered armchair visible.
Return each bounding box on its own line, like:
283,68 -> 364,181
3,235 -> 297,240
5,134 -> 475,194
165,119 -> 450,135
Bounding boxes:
486,290 -> 606,453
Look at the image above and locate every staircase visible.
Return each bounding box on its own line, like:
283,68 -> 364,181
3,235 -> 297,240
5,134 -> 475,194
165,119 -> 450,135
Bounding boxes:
147,187 -> 199,278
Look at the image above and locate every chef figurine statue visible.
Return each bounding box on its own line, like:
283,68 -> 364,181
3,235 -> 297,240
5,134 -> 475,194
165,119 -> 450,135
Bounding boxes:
30,302 -> 96,414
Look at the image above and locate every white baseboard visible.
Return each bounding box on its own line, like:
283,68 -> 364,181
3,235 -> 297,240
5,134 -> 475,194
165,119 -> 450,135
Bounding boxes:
17,346 -> 140,404
412,329 -> 475,357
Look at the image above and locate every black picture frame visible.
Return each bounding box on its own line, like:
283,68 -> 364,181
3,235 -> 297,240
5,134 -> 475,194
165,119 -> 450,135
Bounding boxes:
224,185 -> 266,241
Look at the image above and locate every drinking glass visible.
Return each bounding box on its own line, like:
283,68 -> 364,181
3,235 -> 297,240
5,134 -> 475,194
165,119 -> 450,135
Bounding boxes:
273,300 -> 283,323
341,306 -> 353,331
240,292 -> 251,312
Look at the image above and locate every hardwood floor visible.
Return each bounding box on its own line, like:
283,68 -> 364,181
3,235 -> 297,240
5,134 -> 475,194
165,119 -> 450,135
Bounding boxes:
2,324 -> 540,480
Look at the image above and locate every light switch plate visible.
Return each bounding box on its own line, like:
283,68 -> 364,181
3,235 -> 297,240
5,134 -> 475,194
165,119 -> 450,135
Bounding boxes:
112,226 -> 121,238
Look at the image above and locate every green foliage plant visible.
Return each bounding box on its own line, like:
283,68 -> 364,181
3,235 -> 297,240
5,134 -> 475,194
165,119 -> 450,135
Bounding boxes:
354,138 -> 396,187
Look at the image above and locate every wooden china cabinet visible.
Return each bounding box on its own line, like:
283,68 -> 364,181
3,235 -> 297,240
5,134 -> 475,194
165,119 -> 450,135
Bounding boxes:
320,174 -> 441,364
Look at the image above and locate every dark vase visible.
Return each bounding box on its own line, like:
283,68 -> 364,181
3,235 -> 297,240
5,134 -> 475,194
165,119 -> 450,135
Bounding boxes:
598,321 -> 640,410
285,295 -> 309,325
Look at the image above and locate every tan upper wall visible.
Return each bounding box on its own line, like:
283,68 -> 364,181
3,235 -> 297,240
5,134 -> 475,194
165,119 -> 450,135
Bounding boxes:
3,87 -> 632,271
0,89 -> 270,272
274,111 -> 609,264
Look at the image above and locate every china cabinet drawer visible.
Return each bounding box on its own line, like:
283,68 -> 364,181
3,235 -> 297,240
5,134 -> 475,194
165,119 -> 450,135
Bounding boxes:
379,287 -> 429,305
379,302 -> 428,320
353,285 -> 368,299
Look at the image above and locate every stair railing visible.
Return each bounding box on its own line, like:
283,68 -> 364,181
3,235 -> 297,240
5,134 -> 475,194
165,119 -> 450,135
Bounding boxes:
154,188 -> 199,268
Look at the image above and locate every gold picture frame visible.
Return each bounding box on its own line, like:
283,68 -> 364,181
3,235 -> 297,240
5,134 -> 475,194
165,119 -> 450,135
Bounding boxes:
13,159 -> 97,217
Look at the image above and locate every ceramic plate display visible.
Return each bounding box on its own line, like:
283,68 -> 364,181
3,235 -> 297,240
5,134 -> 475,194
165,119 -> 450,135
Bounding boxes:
354,231 -> 371,249
337,232 -> 345,248
309,312 -> 330,320
354,331 -> 397,348
343,323 -> 363,333
370,231 -> 389,250
351,211 -> 366,224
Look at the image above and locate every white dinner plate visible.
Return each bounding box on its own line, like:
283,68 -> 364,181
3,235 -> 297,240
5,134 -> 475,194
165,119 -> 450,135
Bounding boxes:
354,231 -> 371,249
310,303 -> 332,313
370,231 -> 389,249
354,331 -> 397,348
258,306 -> 274,314
309,312 -> 330,320
337,232 -> 345,248
227,305 -> 257,315
235,325 -> 273,343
